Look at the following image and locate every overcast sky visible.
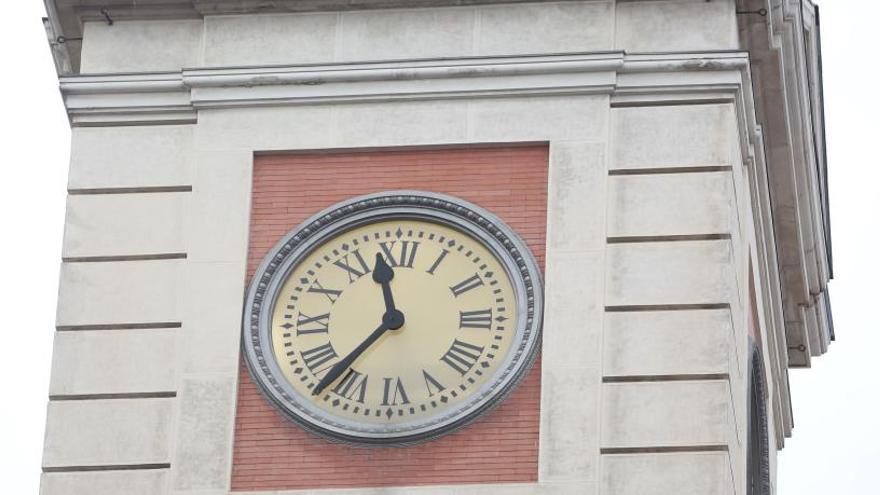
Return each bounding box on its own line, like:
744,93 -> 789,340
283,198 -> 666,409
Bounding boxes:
0,1 -> 876,493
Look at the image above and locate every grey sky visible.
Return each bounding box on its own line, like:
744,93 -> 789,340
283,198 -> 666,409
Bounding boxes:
0,1 -> 874,493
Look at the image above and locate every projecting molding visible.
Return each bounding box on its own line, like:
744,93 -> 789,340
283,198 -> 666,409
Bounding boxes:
59,51 -> 751,125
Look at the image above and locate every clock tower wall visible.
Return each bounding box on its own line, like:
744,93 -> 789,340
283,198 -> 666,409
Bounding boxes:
41,1 -> 833,495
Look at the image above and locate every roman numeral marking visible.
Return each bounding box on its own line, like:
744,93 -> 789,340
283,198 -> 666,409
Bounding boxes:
301,342 -> 337,376
333,249 -> 371,283
296,312 -> 330,335
381,377 -> 410,406
422,369 -> 446,397
440,339 -> 484,375
450,273 -> 484,297
308,280 -> 342,304
379,240 -> 420,268
332,369 -> 368,404
426,249 -> 449,275
459,309 -> 493,329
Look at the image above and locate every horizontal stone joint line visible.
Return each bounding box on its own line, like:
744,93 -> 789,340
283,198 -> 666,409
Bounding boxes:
607,234 -> 731,244
73,117 -> 198,128
605,303 -> 730,312
610,98 -> 735,108
42,463 -> 171,473
600,445 -> 728,455
49,392 -> 177,401
56,322 -> 182,331
608,165 -> 733,176
62,253 -> 188,263
603,373 -> 730,383
67,185 -> 193,195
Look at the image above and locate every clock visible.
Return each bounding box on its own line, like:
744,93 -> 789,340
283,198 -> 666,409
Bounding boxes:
243,191 -> 542,445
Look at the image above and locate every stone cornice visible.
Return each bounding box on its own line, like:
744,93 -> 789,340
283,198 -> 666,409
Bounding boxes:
44,0 -> 586,74
59,51 -> 750,125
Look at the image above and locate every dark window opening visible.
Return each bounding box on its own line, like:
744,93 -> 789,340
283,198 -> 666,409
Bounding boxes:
747,346 -> 771,495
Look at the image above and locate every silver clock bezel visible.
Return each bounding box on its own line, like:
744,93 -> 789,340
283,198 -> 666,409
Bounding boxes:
242,190 -> 543,446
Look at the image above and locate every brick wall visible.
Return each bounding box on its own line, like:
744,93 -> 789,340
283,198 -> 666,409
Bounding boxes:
232,145 -> 548,491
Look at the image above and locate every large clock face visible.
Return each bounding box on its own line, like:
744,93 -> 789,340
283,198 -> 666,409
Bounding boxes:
244,192 -> 542,445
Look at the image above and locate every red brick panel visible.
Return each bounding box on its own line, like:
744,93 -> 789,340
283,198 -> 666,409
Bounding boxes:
232,145 -> 549,491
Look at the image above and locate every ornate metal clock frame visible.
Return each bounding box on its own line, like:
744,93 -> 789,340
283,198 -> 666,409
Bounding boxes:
243,190 -> 543,445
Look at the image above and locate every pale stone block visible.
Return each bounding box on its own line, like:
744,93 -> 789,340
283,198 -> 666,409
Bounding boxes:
63,193 -> 187,258
187,150 -> 252,263
80,20 -> 202,73
49,329 -> 177,396
601,452 -> 733,495
605,240 -> 733,307
43,398 -> 173,467
340,8 -> 474,62
196,106 -> 336,151
603,310 -> 730,377
607,172 -> 733,238
181,262 -> 247,374
40,470 -> 168,495
468,96 -> 608,143
547,141 -> 607,252
540,366 -> 600,482
204,13 -> 336,67
601,381 -> 729,448
172,376 -> 236,490
543,251 -> 603,368
336,100 -> 468,147
69,125 -> 194,190
615,0 -> 738,52
477,1 -> 613,55
611,104 -> 735,170
56,260 -> 185,327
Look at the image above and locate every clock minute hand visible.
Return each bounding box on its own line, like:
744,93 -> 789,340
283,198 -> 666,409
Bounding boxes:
312,309 -> 405,396
313,319 -> 389,396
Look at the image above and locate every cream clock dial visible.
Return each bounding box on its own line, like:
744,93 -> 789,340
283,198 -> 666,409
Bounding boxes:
244,191 -> 542,445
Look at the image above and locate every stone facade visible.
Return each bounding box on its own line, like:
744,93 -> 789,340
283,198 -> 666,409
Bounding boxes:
40,1 -> 831,494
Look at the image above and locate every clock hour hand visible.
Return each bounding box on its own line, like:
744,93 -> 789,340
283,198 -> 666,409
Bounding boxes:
312,309 -> 405,395
372,253 -> 396,313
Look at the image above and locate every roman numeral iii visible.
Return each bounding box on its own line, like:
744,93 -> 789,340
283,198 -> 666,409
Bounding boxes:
440,339 -> 485,375
459,309 -> 493,329
378,240 -> 420,268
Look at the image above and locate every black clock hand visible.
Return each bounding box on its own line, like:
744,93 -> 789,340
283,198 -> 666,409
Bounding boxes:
373,253 -> 396,312
312,309 -> 404,395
